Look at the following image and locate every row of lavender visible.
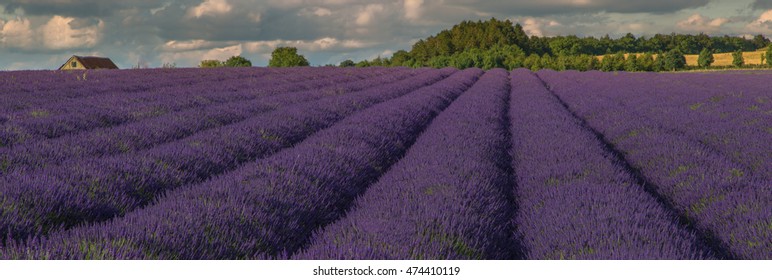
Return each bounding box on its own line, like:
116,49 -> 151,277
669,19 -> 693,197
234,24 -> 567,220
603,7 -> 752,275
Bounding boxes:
0,67 -> 394,147
537,70 -> 770,259
0,68 -> 481,259
549,71 -> 770,180
0,67 -> 445,244
298,69 -> 517,259
296,69 -> 720,259
1,68 -> 768,259
1,68 -> 411,174
506,70 -> 714,259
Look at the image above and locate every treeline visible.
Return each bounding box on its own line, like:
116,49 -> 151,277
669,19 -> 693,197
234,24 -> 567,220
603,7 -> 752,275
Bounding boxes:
199,56 -> 252,67
346,18 -> 772,71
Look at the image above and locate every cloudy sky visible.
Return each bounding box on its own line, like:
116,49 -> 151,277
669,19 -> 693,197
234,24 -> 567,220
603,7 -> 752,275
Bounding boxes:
1,0 -> 772,70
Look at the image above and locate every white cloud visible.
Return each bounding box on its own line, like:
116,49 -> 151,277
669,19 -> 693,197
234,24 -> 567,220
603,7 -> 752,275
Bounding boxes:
150,3 -> 172,15
569,0 -> 592,6
520,17 -> 561,37
404,0 -> 423,20
188,0 -> 233,18
356,4 -> 384,26
161,39 -> 222,51
1,18 -> 34,48
41,15 -> 104,50
159,44 -> 242,66
202,44 -> 242,60
676,14 -> 729,34
746,9 -> 772,34
313,7 -> 332,17
243,37 -> 372,53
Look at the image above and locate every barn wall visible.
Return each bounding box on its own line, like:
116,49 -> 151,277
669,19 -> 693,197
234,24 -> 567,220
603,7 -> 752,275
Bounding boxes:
59,57 -> 86,70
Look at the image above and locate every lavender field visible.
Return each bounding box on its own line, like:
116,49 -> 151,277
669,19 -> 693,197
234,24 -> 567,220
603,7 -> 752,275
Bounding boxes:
0,67 -> 769,260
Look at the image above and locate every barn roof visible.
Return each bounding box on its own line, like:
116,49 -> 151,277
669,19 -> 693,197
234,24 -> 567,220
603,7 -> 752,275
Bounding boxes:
60,55 -> 119,70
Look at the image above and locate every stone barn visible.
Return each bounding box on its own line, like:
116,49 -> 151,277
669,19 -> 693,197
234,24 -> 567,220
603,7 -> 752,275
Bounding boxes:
58,55 -> 119,70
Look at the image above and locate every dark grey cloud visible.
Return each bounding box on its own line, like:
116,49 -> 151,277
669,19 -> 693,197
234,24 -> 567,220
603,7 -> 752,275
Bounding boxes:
752,0 -> 772,10
3,0 -> 159,17
440,0 -> 711,16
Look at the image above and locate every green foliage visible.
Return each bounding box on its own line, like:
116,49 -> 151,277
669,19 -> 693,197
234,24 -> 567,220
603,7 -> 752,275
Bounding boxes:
653,52 -> 664,72
390,50 -> 411,66
662,49 -> 686,71
268,47 -> 310,67
574,54 -> 599,71
751,34 -> 770,50
419,44 -> 525,70
732,49 -> 744,67
363,17 -> 772,71
540,54 -> 555,70
600,54 -> 613,72
429,56 -> 452,68
523,53 -> 541,71
638,52 -> 655,71
625,54 -> 639,72
199,60 -> 223,68
697,48 -> 714,68
199,56 -> 251,68
766,46 -> 772,66
338,59 -> 355,67
223,56 -> 252,67
600,52 -> 626,72
408,18 -> 529,66
612,52 -> 626,71
369,56 -> 386,66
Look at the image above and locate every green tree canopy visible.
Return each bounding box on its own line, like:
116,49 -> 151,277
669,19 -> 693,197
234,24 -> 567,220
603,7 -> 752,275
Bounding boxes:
351,17 -> 772,71
638,52 -> 655,71
224,56 -> 252,67
268,47 -> 310,67
662,49 -> 686,71
697,48 -> 714,68
625,54 -> 639,72
199,60 -> 223,68
339,59 -> 355,67
765,46 -> 772,66
732,49 -> 744,67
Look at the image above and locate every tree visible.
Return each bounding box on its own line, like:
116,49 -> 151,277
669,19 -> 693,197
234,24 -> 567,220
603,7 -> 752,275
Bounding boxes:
652,52 -> 664,72
339,59 -> 355,67
523,54 -> 541,71
600,54 -> 614,71
428,56 -> 451,68
268,46 -> 310,67
224,56 -> 252,67
370,56 -> 384,66
612,52 -> 626,71
540,54 -> 555,70
554,55 -> 569,71
662,49 -> 686,71
697,48 -> 714,68
199,60 -> 223,68
766,46 -> 772,66
638,52 -> 655,71
751,34 -> 770,50
390,50 -> 411,66
624,54 -> 639,72
732,49 -> 744,67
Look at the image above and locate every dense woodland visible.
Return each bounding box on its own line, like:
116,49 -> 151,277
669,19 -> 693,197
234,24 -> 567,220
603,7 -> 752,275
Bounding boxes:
346,18 -> 772,71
